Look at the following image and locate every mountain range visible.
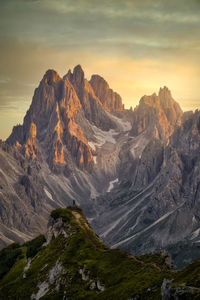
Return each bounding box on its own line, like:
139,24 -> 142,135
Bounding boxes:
0,64 -> 200,268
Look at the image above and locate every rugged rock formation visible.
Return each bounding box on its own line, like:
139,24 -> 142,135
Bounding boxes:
65,65 -> 117,131
90,74 -> 124,112
92,109 -> 200,268
0,141 -> 49,248
7,68 -> 94,169
1,64 -> 200,270
131,87 -> 183,140
0,65 -> 128,247
7,66 -> 123,170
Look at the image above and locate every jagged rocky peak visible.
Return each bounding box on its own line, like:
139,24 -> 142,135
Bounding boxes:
139,92 -> 159,107
64,65 -> 85,96
90,74 -> 124,112
158,86 -> 183,125
171,109 -> 200,155
64,65 -> 118,131
90,74 -> 110,96
73,64 -> 85,84
64,65 -> 91,99
7,66 -> 94,170
131,87 -> 183,139
64,64 -> 124,113
159,86 -> 172,100
43,69 -> 62,85
140,86 -> 180,111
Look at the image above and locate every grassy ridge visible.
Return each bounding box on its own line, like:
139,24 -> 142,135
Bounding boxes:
0,207 -> 199,299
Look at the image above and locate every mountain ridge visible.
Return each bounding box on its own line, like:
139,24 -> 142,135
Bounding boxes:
1,206 -> 200,299
0,64 -> 200,270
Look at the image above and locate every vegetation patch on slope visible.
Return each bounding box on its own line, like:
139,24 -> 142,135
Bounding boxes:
0,207 -> 199,299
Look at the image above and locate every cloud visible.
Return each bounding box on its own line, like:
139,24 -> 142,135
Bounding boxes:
0,0 -> 200,139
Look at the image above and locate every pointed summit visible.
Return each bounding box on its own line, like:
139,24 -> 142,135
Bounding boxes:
72,64 -> 85,85
90,74 -> 109,98
159,86 -> 172,101
131,87 -> 183,139
90,74 -> 124,112
63,69 -> 72,82
73,64 -> 84,73
7,66 -> 94,169
43,69 -> 62,85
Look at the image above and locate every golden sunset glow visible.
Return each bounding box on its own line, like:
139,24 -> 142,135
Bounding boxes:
0,0 -> 200,140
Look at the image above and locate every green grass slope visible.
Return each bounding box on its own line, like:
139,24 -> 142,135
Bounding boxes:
0,207 -> 199,299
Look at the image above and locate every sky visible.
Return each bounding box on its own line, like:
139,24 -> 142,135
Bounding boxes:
0,0 -> 200,140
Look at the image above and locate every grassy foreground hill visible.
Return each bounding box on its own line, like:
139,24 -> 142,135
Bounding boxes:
0,207 -> 199,299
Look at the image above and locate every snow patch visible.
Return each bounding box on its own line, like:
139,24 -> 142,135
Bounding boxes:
88,125 -> 117,150
190,227 -> 200,240
44,187 -> 53,201
107,178 -> 119,192
192,216 -> 197,224
107,113 -> 132,131
93,156 -> 97,164
114,117 -> 131,131
88,141 -> 96,151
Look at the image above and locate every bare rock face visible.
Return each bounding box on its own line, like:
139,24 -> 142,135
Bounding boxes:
161,250 -> 174,269
3,65 -> 200,269
7,68 -> 94,170
24,122 -> 37,158
45,217 -> 71,244
7,65 -> 127,170
2,65 -> 128,247
0,141 -> 49,248
131,87 -> 183,140
132,138 -> 164,188
92,110 -> 200,269
65,65 -> 117,131
90,74 -> 124,112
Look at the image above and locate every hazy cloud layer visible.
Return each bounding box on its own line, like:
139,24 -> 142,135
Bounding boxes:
0,0 -> 200,139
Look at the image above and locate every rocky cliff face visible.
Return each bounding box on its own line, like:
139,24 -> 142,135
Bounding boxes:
92,109 -> 200,267
0,141 -> 50,248
90,74 -> 124,112
1,64 -> 200,269
131,87 -> 183,140
0,65 -> 128,247
7,66 -> 123,170
65,65 -> 118,131
7,68 -> 94,169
